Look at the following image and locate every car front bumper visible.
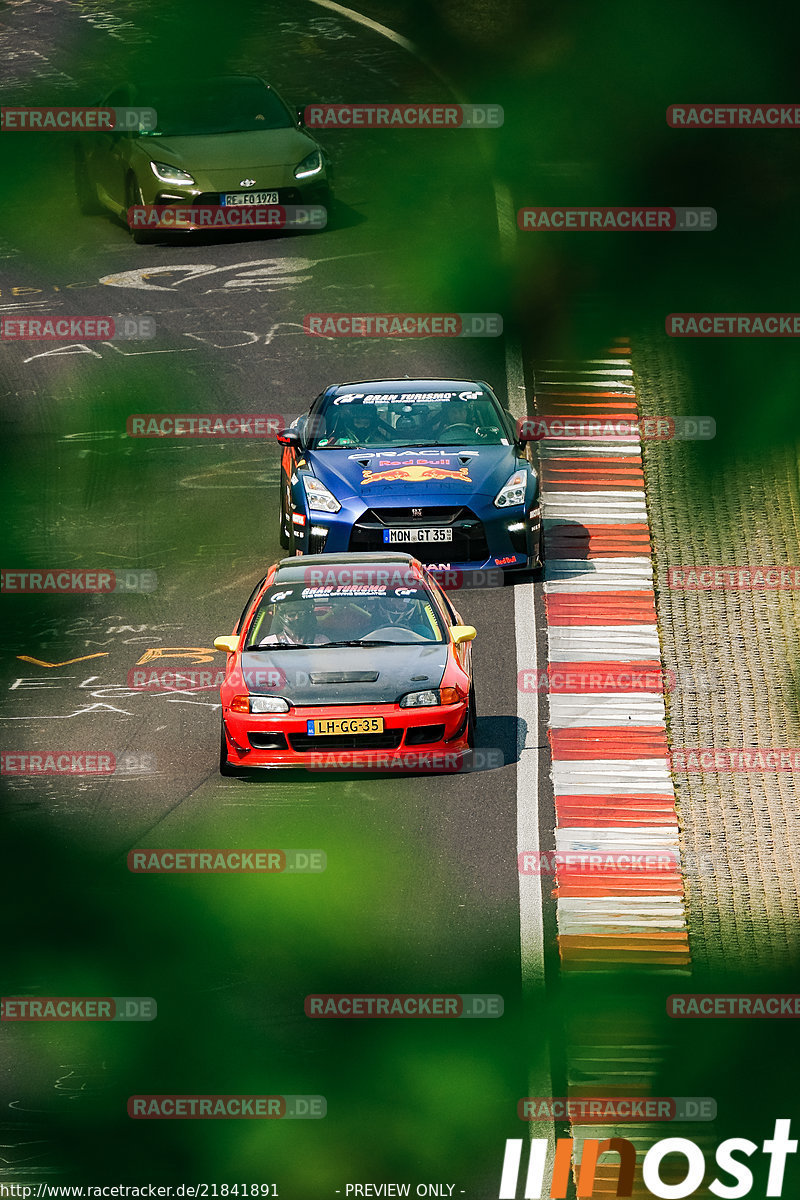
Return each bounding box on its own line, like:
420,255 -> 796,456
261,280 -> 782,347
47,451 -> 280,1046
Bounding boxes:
293,500 -> 543,572
221,698 -> 470,772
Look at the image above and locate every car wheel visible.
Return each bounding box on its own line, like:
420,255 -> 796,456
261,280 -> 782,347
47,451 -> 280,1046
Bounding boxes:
126,175 -> 153,244
75,153 -> 102,215
467,686 -> 477,748
279,484 -> 291,549
219,719 -> 240,777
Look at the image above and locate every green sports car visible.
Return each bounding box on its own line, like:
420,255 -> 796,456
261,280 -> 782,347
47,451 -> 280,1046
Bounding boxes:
75,74 -> 332,240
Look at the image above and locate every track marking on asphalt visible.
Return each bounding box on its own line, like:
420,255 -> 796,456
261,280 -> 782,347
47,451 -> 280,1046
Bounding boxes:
99,259 -> 314,292
17,653 -> 109,668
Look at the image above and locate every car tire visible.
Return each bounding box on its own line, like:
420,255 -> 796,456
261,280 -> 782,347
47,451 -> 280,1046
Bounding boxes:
279,484 -> 291,549
75,154 -> 103,215
126,175 -> 153,244
219,719 -> 240,777
467,686 -> 477,749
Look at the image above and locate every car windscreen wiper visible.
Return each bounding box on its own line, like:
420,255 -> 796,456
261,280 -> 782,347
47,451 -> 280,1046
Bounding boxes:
245,642 -> 315,650
318,639 -> 405,647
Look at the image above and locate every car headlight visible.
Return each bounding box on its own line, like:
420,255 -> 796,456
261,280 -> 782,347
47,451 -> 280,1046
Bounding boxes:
251,696 -> 290,714
150,160 -> 196,185
303,475 -> 341,513
494,469 -> 528,509
400,687 -> 463,708
231,694 -> 290,714
294,149 -> 324,179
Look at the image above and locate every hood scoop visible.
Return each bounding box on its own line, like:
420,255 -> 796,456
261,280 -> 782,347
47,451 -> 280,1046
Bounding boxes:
309,670 -> 379,684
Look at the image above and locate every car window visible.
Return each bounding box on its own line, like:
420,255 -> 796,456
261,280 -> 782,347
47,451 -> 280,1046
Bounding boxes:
234,575 -> 268,634
310,391 -> 512,448
137,79 -> 294,137
243,582 -> 446,647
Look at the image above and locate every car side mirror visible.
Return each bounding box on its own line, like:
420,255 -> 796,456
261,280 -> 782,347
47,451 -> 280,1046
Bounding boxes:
515,418 -> 542,443
276,429 -> 302,447
214,636 -> 239,654
450,625 -> 477,645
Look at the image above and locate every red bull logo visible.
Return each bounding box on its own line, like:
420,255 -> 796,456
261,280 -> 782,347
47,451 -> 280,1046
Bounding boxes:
361,464 -> 471,485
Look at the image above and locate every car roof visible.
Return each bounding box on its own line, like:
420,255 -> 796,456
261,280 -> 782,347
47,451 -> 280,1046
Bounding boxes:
273,552 -> 424,582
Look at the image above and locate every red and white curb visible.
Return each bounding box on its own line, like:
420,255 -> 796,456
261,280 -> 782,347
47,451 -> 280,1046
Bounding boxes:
537,344 -> 689,970
534,346 -> 700,1194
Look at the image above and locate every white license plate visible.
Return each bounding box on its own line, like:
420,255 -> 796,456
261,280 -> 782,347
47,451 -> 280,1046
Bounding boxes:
222,191 -> 279,205
384,528 -> 453,544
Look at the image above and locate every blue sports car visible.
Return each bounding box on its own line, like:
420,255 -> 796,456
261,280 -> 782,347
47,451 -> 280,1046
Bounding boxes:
276,378 -> 542,574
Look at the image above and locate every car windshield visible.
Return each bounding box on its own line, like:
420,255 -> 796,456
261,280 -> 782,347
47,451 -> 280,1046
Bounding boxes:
244,582 -> 445,648
307,389 -> 512,449
137,79 -> 294,137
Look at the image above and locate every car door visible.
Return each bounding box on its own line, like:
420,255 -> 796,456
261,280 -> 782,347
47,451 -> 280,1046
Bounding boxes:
92,86 -> 134,211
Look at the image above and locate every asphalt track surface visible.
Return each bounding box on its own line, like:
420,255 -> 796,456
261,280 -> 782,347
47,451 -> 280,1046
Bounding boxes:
0,0 -> 559,1191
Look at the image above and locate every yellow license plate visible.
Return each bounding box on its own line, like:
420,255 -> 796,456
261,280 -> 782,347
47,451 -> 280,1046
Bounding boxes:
307,717 -> 385,736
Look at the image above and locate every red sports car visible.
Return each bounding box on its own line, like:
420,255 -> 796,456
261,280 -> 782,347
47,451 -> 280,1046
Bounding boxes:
214,552 -> 477,774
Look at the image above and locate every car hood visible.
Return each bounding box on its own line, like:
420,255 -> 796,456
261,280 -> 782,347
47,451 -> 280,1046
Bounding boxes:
139,128 -> 316,170
240,643 -> 448,706
309,445 -> 518,501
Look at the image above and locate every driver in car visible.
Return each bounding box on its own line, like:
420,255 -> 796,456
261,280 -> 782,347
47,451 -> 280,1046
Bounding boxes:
324,403 -> 390,447
258,599 -> 324,646
369,590 -> 437,640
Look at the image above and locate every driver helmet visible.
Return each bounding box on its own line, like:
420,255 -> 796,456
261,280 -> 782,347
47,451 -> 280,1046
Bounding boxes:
378,592 -> 410,624
273,598 -> 315,640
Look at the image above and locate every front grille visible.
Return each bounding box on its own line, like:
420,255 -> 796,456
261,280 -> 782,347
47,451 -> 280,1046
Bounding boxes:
288,729 -> 403,752
405,724 -> 446,745
371,507 -> 463,524
349,507 -> 490,565
248,731 -> 289,750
